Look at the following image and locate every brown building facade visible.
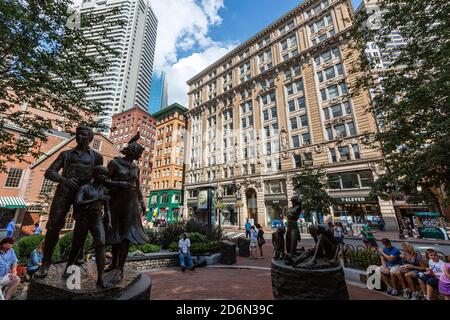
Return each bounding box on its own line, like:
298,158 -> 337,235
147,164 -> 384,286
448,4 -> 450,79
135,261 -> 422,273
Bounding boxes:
148,103 -> 187,222
109,107 -> 156,206
183,0 -> 398,231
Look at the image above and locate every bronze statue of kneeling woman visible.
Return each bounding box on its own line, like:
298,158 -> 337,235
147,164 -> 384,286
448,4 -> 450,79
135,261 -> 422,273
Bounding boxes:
105,133 -> 148,284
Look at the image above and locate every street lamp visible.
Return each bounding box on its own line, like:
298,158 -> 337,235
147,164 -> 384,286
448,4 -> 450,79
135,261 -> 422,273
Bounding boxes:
235,188 -> 243,230
215,189 -> 223,230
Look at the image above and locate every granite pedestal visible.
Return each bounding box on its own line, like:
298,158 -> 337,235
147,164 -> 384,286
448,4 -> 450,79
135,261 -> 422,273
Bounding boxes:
27,261 -> 151,300
271,259 -> 349,300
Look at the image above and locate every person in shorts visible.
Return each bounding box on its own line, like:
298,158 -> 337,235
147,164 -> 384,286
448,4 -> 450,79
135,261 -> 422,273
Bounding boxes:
378,238 -> 402,296
362,221 -> 378,249
393,242 -> 426,299
418,249 -> 446,300
0,238 -> 20,300
249,226 -> 258,259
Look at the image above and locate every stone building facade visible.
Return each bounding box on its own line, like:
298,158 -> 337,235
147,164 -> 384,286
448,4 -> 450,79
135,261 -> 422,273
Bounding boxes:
183,0 -> 397,231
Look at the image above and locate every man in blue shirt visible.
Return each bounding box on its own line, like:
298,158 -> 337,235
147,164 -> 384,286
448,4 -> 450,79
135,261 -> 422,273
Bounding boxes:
33,223 -> 42,235
378,238 -> 402,296
245,219 -> 251,239
5,219 -> 15,238
0,238 -> 20,300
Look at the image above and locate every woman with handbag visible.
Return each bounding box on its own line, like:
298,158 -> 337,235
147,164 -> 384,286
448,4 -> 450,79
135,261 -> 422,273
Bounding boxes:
256,224 -> 265,259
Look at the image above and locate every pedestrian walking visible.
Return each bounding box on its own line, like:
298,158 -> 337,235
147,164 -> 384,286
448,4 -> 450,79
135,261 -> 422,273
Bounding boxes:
333,222 -> 344,246
5,219 -> 15,238
256,224 -> 265,259
178,233 -> 192,272
362,221 -> 377,250
378,217 -> 385,231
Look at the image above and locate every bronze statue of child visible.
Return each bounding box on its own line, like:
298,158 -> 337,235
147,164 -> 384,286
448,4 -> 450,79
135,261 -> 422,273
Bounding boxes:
63,166 -> 112,289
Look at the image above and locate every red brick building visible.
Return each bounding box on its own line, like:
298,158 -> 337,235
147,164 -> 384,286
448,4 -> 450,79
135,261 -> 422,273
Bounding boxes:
109,107 -> 156,206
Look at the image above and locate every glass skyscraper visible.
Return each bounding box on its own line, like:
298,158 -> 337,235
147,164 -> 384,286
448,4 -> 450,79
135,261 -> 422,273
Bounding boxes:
148,70 -> 168,115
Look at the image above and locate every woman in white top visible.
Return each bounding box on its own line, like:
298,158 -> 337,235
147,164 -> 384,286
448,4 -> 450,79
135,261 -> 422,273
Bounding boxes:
249,226 -> 258,259
418,249 -> 446,300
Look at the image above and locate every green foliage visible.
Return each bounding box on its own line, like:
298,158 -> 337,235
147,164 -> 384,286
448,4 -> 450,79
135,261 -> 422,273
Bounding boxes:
129,243 -> 160,254
0,0 -> 124,171
168,241 -> 222,256
13,234 -> 60,264
159,221 -> 186,249
58,231 -> 93,261
184,219 -> 223,241
349,0 -> 450,209
145,228 -> 159,244
343,249 -> 381,270
292,165 -> 335,219
186,232 -> 208,243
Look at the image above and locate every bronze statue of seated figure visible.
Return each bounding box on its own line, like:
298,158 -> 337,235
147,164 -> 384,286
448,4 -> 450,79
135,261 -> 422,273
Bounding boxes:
293,224 -> 339,269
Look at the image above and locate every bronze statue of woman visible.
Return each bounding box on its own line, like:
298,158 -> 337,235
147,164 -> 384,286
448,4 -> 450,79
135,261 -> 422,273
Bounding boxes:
105,133 -> 148,284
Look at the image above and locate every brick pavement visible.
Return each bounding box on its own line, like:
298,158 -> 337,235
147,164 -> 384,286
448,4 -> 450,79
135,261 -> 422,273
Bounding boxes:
147,240 -> 397,300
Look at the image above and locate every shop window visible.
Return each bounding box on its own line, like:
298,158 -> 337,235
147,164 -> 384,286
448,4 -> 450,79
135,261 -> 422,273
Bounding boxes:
150,195 -> 158,204
161,193 -> 169,204
172,194 -> 181,204
264,180 -> 285,194
224,185 -> 235,196
341,172 -> 359,189
359,171 -> 374,188
327,174 -> 341,189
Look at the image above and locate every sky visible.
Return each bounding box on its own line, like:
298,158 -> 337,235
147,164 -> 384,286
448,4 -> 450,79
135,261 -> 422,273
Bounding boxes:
74,0 -> 362,107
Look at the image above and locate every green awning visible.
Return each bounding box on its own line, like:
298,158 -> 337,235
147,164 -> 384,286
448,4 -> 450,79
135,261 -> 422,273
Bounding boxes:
0,196 -> 26,209
414,212 -> 441,217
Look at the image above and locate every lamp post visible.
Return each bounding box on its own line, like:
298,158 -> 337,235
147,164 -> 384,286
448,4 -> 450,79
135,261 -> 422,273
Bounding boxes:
236,189 -> 243,230
215,190 -> 223,230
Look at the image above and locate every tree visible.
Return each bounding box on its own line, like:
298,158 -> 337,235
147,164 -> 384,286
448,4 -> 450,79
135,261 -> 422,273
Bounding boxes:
292,166 -> 335,221
348,0 -> 450,210
0,0 -> 123,171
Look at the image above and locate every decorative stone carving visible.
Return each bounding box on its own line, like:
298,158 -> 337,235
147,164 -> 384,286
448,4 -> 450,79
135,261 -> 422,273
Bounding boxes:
314,143 -> 324,154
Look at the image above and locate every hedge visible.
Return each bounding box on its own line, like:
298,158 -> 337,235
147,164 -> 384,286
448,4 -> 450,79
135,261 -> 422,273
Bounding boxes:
168,241 -> 222,256
13,235 -> 60,264
129,243 -> 160,254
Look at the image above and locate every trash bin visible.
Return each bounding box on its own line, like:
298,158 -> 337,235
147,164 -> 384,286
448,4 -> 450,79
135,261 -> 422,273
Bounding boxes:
237,237 -> 250,257
220,240 -> 236,265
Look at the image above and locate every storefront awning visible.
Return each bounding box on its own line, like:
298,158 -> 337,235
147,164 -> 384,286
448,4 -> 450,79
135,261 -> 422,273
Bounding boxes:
0,196 -> 27,209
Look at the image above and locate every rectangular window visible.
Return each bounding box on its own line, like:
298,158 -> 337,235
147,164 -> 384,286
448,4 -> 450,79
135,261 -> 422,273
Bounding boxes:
302,133 -> 311,145
335,124 -> 346,138
295,80 -> 303,92
328,85 -> 338,99
323,108 -> 330,120
348,122 -> 356,136
331,104 -> 343,118
249,116 -> 254,126
317,71 -> 324,83
292,136 -> 300,148
325,66 -> 335,80
344,101 -> 352,114
298,97 -> 306,109
326,127 -> 333,140
359,171 -> 374,187
263,110 -> 269,121
321,89 -> 327,101
329,148 -> 337,162
338,146 -> 351,161
336,63 -> 344,76
294,155 -> 302,168
4,168 -> 23,188
328,174 -> 341,189
341,172 -> 359,189
293,65 -> 301,76
353,144 -> 361,159
300,115 -> 308,127
271,107 -> 277,118
286,84 -> 294,96
290,118 -> 298,130
288,100 -> 296,112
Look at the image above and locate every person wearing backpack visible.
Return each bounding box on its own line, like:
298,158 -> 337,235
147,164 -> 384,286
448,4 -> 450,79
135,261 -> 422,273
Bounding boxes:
256,224 -> 265,259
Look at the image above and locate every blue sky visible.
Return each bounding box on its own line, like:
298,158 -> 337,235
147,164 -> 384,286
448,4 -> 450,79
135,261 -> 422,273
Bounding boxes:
148,0 -> 362,105
177,0 -> 363,60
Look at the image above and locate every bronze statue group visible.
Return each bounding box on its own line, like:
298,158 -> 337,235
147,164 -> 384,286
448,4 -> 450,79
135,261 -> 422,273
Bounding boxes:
34,125 -> 148,288
272,195 -> 340,269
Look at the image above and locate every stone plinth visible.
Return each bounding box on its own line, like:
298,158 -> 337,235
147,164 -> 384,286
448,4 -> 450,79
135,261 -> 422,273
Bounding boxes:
271,259 -> 349,300
220,240 -> 236,265
27,262 -> 151,300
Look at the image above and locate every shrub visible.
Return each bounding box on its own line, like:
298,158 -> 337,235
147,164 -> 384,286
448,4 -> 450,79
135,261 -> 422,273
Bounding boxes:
58,231 -> 93,261
184,219 -> 223,241
186,232 -> 208,243
159,221 -> 185,249
168,241 -> 222,256
13,234 -> 60,264
145,228 -> 159,244
129,243 -> 160,254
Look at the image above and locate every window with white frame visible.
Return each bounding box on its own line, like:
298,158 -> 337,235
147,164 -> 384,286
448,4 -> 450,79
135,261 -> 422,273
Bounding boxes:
323,101 -> 352,120
320,82 -> 348,102
258,49 -> 273,73
317,63 -> 344,83
328,144 -> 361,163
325,121 -> 356,140
304,0 -> 329,19
4,168 -> 23,188
314,47 -> 341,66
278,20 -> 295,35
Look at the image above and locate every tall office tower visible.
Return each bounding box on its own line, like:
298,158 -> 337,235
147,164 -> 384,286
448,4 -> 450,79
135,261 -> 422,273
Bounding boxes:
183,0 -> 397,230
149,103 -> 187,223
357,0 -> 408,70
75,0 -> 158,133
148,70 -> 169,115
110,107 -> 156,206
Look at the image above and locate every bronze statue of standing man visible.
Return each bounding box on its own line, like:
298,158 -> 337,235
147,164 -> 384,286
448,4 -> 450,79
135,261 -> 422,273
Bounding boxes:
285,195 -> 302,262
35,125 -> 103,278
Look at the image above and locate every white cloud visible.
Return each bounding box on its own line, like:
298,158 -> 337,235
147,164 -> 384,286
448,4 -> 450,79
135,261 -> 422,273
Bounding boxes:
149,0 -> 236,106
165,44 -> 236,106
